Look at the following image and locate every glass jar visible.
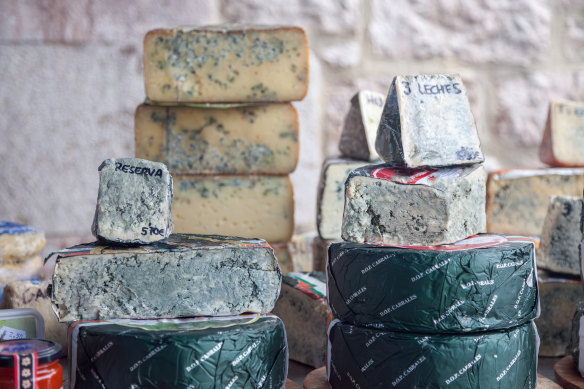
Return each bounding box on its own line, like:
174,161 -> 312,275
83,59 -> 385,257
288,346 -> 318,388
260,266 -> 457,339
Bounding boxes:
0,339 -> 62,389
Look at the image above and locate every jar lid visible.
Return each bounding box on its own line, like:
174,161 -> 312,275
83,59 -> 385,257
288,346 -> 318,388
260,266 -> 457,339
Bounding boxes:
0,339 -> 61,366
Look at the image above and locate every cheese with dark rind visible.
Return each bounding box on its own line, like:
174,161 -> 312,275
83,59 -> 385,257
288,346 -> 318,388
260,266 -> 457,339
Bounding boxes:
486,168 -> 584,236
173,175 -> 294,243
338,91 -> 385,161
0,279 -> 68,355
0,222 -> 45,263
91,158 -> 173,244
568,301 -> 584,376
375,74 -> 484,168
538,196 -> 583,276
316,158 -> 369,240
69,315 -> 287,389
342,164 -> 486,245
272,272 -> 327,368
51,234 -> 281,321
135,103 -> 299,175
328,234 -> 538,333
535,275 -> 584,357
143,25 -> 309,103
540,100 -> 584,167
327,319 -> 538,389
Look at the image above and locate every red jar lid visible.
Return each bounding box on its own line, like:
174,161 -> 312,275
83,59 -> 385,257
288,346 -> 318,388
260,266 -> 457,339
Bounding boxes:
0,339 -> 61,366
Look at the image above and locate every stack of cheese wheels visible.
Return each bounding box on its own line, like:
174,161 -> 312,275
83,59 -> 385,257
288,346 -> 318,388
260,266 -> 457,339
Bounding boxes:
524,99 -> 584,369
135,25 -> 310,275
324,74 -> 540,388
45,156 -> 288,388
314,90 -> 385,271
486,100 -> 584,360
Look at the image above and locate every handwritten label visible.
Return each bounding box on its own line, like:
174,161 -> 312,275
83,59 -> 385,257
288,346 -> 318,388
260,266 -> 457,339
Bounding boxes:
115,163 -> 163,178
141,224 -> 165,236
401,80 -> 462,96
556,103 -> 584,118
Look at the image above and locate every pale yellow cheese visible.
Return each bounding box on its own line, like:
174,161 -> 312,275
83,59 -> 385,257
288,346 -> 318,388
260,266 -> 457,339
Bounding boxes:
143,25 -> 309,103
540,99 -> 584,166
173,175 -> 294,242
135,104 -> 299,174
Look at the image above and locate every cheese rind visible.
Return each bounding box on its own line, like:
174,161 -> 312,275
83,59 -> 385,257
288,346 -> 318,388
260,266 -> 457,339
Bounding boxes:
92,158 -> 173,244
338,91 -> 385,161
316,158 -> 368,240
0,279 -> 68,355
540,100 -> 584,167
327,319 -> 538,389
568,301 -> 584,376
70,315 -> 287,389
51,234 -> 282,321
328,235 -> 538,333
486,168 -> 584,236
342,164 -> 486,245
173,175 -> 294,243
272,272 -> 327,368
135,104 -> 299,175
0,222 -> 45,263
535,275 -> 584,357
538,196 -> 583,276
375,74 -> 484,168
143,25 -> 309,103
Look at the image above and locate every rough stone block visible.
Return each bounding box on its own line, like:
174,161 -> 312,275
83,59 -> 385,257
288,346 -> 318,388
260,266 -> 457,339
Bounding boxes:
317,158 -> 368,240
0,222 -> 45,263
338,91 -> 385,161
172,175 -> 294,243
375,74 -> 483,168
540,100 -> 584,167
537,196 -> 583,276
0,279 -> 68,356
92,158 -> 173,244
536,275 -> 584,357
135,103 -> 299,175
272,272 -> 327,368
368,0 -> 551,65
51,234 -> 282,321
486,168 -> 584,236
144,25 -> 309,103
342,164 -> 486,246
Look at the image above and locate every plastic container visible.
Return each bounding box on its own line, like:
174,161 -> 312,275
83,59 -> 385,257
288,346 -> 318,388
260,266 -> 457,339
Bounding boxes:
0,309 -> 44,340
0,339 -> 62,389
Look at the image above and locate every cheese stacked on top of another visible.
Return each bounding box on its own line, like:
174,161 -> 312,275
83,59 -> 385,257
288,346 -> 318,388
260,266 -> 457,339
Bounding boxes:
138,25 -> 309,246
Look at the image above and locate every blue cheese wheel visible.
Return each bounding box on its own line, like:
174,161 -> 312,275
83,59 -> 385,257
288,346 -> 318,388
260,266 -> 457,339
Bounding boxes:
342,164 -> 486,246
327,319 -> 538,389
328,234 -> 538,333
70,315 -> 287,389
50,234 -> 282,321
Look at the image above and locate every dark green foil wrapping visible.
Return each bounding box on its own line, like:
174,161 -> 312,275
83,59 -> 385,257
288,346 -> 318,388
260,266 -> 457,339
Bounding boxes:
70,315 -> 287,388
327,234 -> 538,333
327,319 -> 538,389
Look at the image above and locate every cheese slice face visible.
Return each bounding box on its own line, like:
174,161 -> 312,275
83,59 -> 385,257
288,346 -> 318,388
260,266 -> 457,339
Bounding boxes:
375,74 -> 484,168
486,168 -> 584,235
338,90 -> 385,161
173,175 -> 294,242
135,103 -> 299,175
540,100 -> 584,167
143,25 -> 309,103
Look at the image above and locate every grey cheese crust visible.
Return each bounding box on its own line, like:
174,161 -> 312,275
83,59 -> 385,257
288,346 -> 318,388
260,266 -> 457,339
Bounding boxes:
316,158 -> 369,240
535,273 -> 584,357
538,196 -> 583,276
375,74 -> 484,168
338,91 -> 385,161
341,164 -> 486,245
51,234 -> 281,321
92,158 -> 173,244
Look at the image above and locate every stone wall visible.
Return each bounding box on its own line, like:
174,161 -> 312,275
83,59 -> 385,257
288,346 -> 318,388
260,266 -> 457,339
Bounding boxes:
1,0 -> 583,255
